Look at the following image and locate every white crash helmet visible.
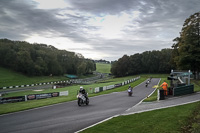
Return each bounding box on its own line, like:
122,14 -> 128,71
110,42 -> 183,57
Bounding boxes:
80,86 -> 83,91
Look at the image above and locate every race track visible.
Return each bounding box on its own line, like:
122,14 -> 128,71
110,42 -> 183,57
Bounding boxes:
0,78 -> 160,133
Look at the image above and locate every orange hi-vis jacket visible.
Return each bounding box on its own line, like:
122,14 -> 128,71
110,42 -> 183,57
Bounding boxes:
160,82 -> 168,90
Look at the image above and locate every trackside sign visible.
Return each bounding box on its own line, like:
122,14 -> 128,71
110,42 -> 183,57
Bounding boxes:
0,91 -> 68,104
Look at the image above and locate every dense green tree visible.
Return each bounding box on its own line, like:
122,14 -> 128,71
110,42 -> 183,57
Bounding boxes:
129,53 -> 143,74
111,49 -> 173,77
77,61 -> 87,75
110,61 -> 118,76
172,12 -> 200,79
111,55 -> 130,77
158,49 -> 173,73
0,39 -> 96,76
15,50 -> 34,75
85,60 -> 96,74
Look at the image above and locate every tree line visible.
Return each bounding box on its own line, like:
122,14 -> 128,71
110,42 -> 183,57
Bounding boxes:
111,11 -> 200,79
111,49 -> 174,77
171,12 -> 200,79
0,39 -> 96,76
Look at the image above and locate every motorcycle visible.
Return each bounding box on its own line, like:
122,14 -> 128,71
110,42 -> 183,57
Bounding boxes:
145,80 -> 150,87
145,83 -> 148,87
77,92 -> 89,106
128,88 -> 133,96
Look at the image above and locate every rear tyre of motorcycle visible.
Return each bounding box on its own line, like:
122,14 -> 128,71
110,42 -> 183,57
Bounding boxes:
86,99 -> 89,105
78,98 -> 81,106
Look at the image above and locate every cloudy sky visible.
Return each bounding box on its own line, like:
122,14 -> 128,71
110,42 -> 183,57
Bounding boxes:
0,0 -> 200,61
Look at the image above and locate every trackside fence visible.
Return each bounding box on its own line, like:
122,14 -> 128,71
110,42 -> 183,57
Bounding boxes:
0,76 -> 140,104
0,91 -> 68,104
93,76 -> 140,93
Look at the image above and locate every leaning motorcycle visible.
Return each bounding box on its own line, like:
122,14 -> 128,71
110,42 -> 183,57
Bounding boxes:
128,88 -> 132,96
77,93 -> 89,106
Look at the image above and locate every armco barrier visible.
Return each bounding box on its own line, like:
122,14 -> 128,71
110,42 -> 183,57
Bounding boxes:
27,92 -> 59,100
107,85 -> 115,90
0,76 -> 141,90
0,91 -> 69,104
114,83 -> 122,88
93,76 -> 140,93
0,96 -> 26,104
95,87 -> 99,93
0,81 -> 66,90
0,79 -> 81,90
0,74 -> 104,90
99,87 -> 103,92
60,91 -> 69,96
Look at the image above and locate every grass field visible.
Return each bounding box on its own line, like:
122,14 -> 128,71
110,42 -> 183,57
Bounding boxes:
96,63 -> 111,74
0,63 -> 111,88
0,67 -> 68,88
82,101 -> 200,133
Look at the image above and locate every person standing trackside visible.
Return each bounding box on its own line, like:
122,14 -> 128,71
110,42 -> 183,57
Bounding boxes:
160,81 -> 168,96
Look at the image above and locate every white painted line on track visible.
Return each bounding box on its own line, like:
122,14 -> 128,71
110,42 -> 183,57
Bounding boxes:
75,78 -> 161,132
125,78 -> 161,112
0,100 -> 76,117
122,99 -> 200,116
75,114 -> 119,133
75,92 -> 200,133
148,78 -> 161,97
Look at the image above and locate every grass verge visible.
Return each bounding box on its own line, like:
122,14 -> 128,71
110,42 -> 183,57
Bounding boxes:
0,67 -> 68,88
96,63 -> 111,74
81,101 -> 200,133
0,66 -> 96,88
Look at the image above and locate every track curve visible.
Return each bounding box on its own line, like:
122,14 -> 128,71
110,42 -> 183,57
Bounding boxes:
0,78 -> 160,133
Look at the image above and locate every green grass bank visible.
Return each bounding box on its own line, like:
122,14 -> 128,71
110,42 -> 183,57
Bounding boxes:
82,101 -> 200,133
96,63 -> 111,74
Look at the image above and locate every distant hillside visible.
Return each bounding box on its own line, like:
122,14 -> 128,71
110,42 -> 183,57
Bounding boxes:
94,59 -> 110,64
0,38 -> 96,76
96,63 -> 111,74
0,66 -> 67,88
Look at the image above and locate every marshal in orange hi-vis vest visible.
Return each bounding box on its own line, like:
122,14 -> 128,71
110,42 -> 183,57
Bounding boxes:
160,82 -> 168,95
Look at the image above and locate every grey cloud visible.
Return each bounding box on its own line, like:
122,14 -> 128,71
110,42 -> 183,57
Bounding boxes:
81,39 -> 171,61
138,0 -> 200,24
67,0 -> 141,15
1,0 -> 200,61
83,38 -> 170,56
0,0 -> 87,42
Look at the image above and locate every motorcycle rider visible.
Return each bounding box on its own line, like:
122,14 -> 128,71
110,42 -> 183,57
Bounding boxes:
79,86 -> 88,100
128,85 -> 133,93
128,85 -> 132,91
146,80 -> 150,87
127,85 -> 133,96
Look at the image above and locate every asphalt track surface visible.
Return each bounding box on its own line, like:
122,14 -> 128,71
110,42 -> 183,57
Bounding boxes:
0,78 -> 160,133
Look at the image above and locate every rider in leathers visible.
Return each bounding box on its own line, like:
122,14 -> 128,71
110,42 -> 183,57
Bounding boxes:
79,86 -> 88,100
